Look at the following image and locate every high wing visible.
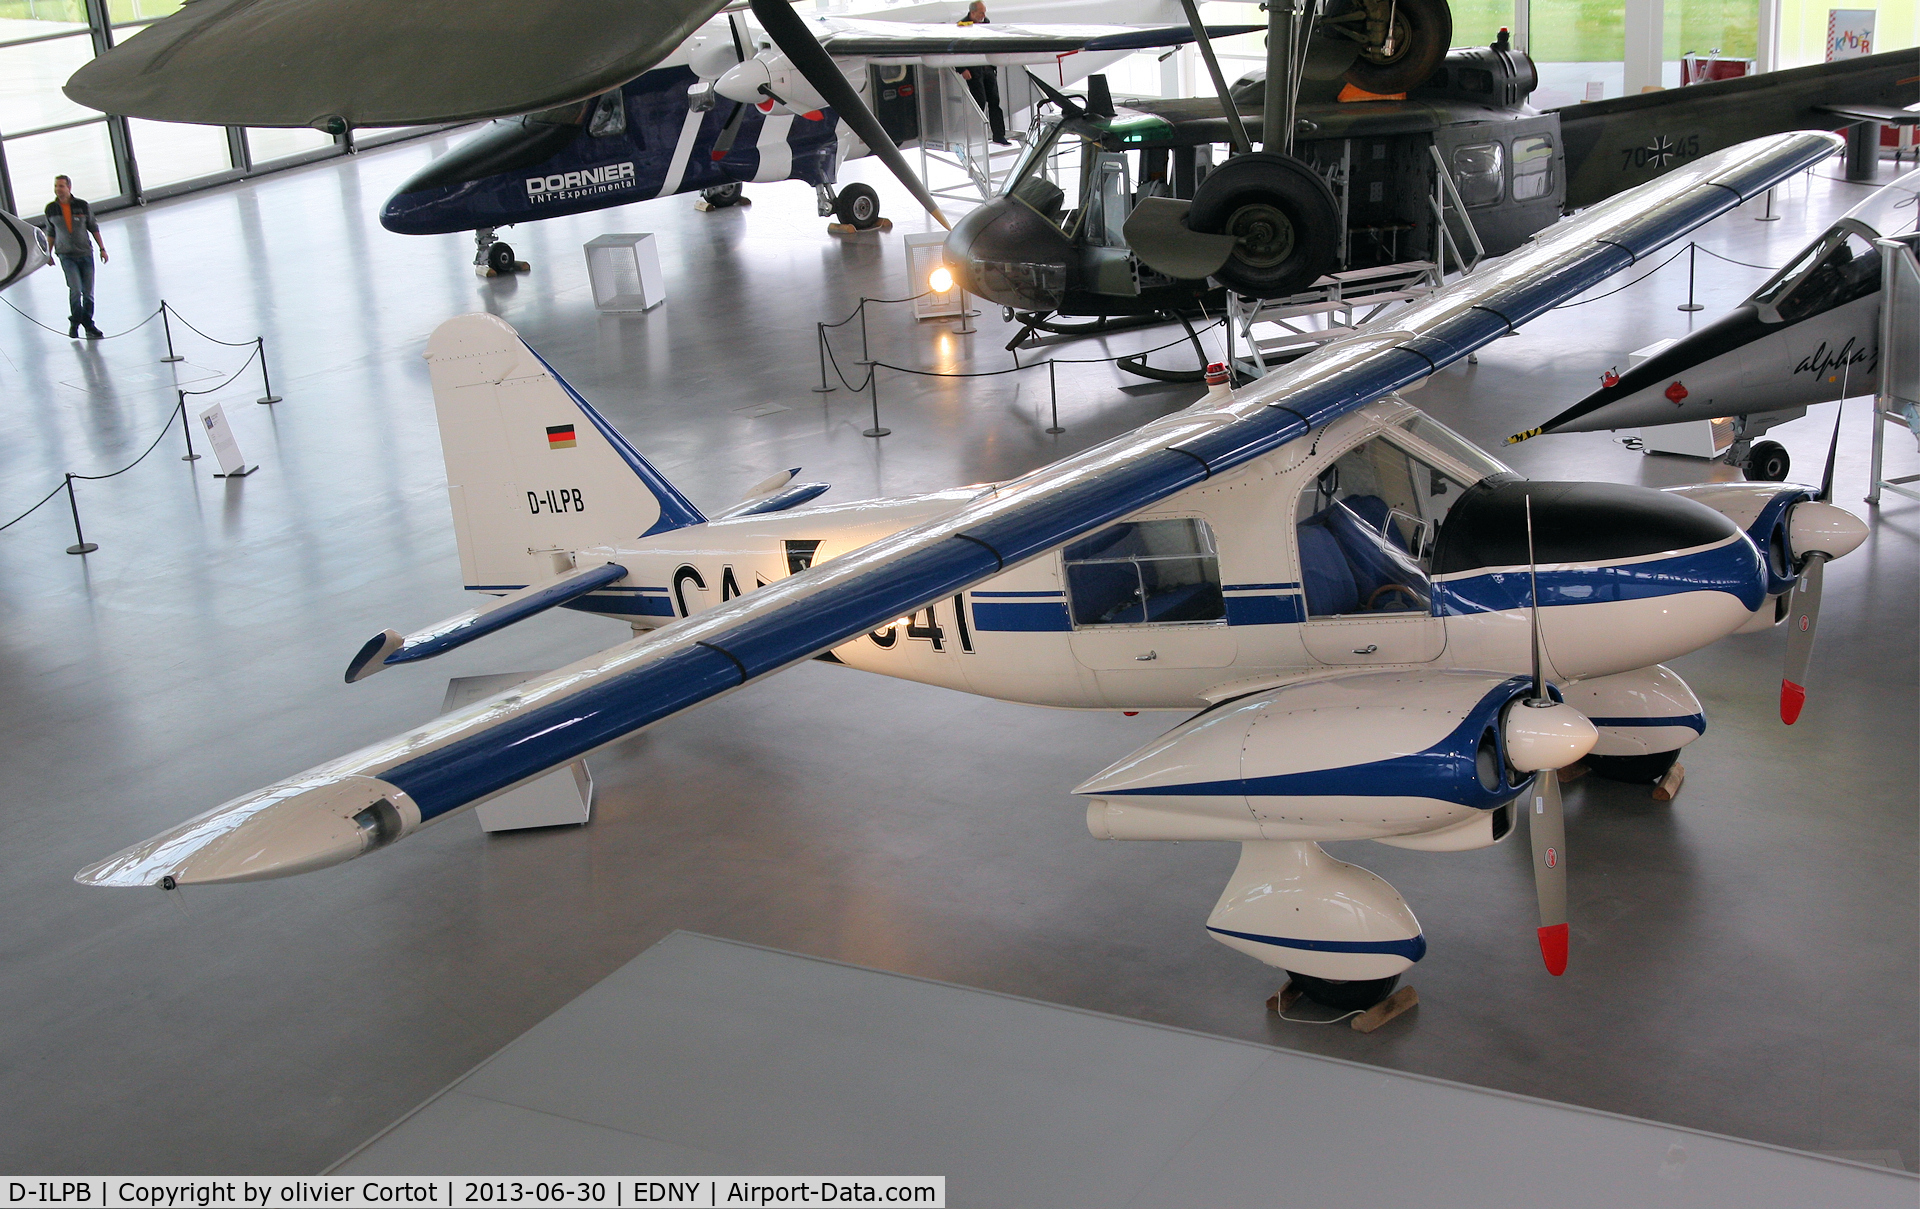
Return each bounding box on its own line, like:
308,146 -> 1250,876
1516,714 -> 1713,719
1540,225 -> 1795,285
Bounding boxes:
63,0 -> 734,130
75,131 -> 1840,889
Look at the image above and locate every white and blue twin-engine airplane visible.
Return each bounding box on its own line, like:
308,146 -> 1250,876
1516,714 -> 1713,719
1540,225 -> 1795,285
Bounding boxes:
79,133 -> 1869,1013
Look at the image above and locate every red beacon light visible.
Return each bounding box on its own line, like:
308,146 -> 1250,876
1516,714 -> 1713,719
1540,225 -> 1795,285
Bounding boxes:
1665,380 -> 1689,402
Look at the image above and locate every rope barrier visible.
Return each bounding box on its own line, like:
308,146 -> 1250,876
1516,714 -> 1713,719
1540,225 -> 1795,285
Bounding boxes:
1690,244 -> 1784,272
1549,243 -> 1691,309
69,404 -> 185,482
1,297 -> 162,340
178,343 -> 264,398
159,303 -> 261,347
0,480 -> 70,534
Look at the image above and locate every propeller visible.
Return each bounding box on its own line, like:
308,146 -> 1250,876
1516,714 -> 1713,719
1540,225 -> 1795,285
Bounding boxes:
748,0 -> 948,229
1501,495 -> 1599,976
1781,401 -> 1846,724
709,13 -> 751,162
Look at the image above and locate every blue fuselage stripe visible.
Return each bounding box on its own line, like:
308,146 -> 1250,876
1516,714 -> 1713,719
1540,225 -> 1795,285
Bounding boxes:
1588,713 -> 1707,733
1207,925 -> 1429,962
1433,539 -> 1764,615
970,600 -> 1072,631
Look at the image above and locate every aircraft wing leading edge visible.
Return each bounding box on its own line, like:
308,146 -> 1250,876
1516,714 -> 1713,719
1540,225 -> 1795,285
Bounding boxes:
74,132 -> 1841,889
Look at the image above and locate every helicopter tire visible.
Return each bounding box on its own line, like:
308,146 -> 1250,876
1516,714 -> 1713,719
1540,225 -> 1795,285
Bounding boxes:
1340,0 -> 1452,95
1186,153 -> 1340,299
1742,440 -> 1791,482
1584,749 -> 1682,785
486,241 -> 517,274
702,182 -> 745,209
1285,971 -> 1400,1011
833,182 -> 883,230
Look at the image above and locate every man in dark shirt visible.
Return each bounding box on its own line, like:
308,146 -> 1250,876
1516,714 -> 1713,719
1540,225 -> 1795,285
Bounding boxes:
955,1 -> 1008,144
44,175 -> 108,339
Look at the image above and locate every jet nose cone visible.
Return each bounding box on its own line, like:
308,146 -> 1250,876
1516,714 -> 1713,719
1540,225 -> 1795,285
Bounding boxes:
75,775 -> 417,887
945,197 -> 1071,310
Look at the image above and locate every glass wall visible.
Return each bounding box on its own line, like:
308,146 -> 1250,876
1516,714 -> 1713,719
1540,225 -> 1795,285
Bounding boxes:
1776,0 -> 1917,66
0,0 -> 443,216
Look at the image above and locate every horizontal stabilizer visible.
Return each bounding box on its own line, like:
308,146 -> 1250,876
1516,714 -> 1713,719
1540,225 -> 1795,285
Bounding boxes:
715,468 -> 830,519
346,561 -> 629,682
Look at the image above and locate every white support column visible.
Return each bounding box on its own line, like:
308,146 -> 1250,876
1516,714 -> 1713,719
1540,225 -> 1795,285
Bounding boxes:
1623,0 -> 1665,94
1512,0 -> 1529,52
1754,0 -> 1781,72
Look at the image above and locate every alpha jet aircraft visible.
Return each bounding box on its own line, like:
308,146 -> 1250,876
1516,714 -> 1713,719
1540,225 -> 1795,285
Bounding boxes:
1508,170 -> 1920,482
76,134 -> 1866,1013
379,12 -> 1261,274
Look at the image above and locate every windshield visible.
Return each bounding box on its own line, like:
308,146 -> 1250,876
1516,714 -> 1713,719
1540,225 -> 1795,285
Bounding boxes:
1753,230 -> 1886,324
1000,117 -> 1064,197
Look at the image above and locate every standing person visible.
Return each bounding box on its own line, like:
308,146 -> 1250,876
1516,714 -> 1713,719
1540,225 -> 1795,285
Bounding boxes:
955,1 -> 1009,145
44,175 -> 107,339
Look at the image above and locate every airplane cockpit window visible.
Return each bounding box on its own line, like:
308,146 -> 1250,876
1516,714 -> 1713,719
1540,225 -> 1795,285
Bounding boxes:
1511,135 -> 1554,201
1063,519 -> 1225,626
588,91 -> 627,138
1295,435 -> 1469,618
1451,143 -> 1504,207
1754,231 -> 1883,324
1397,412 -> 1511,481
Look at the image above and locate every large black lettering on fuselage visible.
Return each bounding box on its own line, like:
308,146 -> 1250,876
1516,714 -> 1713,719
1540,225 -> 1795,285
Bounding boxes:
528,488 -> 585,514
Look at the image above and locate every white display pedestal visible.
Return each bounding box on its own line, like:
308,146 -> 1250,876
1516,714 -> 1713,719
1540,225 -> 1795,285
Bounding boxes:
1632,338 -> 1733,459
442,673 -> 593,832
584,233 -> 665,312
904,232 -> 965,320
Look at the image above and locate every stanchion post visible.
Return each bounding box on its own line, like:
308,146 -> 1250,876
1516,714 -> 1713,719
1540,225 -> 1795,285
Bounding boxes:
1046,360 -> 1064,434
177,390 -> 201,461
1758,187 -> 1780,222
159,301 -> 183,363
956,292 -> 976,335
64,475 -> 97,554
862,369 -> 889,438
1678,243 -> 1704,312
812,323 -> 834,392
857,299 -> 873,366
256,337 -> 282,404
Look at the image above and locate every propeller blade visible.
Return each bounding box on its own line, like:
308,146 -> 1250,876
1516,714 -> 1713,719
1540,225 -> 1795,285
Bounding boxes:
1818,401 -> 1844,502
1527,767 -> 1569,976
748,0 -> 948,229
710,101 -> 748,160
1781,553 -> 1826,724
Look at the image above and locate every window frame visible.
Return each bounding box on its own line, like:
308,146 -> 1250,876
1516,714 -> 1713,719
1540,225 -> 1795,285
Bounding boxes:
1061,515 -> 1227,630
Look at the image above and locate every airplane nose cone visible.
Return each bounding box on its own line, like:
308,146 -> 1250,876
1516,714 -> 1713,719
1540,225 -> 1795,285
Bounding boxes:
715,59 -> 771,107
945,197 -> 1071,310
75,775 -> 417,887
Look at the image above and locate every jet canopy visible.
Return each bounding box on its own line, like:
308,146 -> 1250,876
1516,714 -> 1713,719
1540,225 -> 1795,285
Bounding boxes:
1749,175 -> 1920,326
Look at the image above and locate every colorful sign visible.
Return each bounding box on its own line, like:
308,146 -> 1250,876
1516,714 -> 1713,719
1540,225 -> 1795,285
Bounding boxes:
1827,9 -> 1877,60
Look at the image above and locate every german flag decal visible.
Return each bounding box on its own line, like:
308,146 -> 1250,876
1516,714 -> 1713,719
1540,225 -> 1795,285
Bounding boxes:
546,424 -> 577,449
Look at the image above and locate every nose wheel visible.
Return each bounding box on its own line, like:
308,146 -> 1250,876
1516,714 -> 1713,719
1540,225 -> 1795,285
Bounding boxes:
1741,439 -> 1791,482
473,227 -> 529,277
819,182 -> 887,232
697,182 -> 749,211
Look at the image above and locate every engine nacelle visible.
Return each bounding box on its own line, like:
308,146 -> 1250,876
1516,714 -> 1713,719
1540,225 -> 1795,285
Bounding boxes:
1077,670 -> 1539,845
1557,664 -> 1705,757
1207,841 -> 1425,980
716,51 -> 832,116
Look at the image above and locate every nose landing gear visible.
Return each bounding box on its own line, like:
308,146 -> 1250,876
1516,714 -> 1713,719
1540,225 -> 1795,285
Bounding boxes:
473,227 -> 529,278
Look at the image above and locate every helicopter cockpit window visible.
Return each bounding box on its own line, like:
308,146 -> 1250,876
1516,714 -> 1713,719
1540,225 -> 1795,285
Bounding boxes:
588,91 -> 627,138
1510,135 -> 1554,201
1451,142 -> 1504,207
1755,231 -> 1883,324
1295,435 -> 1469,618
1063,519 -> 1225,627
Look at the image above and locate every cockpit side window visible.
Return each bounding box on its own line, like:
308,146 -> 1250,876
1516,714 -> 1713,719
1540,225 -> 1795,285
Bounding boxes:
1451,142 -> 1504,208
1295,435 -> 1469,618
1063,519 -> 1225,626
1760,231 -> 1882,324
1511,135 -> 1554,201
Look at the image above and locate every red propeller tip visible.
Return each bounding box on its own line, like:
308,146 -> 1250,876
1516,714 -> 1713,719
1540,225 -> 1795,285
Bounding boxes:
1780,680 -> 1806,725
1537,923 -> 1568,976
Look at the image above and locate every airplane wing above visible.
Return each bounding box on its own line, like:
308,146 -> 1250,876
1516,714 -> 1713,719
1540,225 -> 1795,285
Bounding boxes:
63,0 -> 734,129
75,131 -> 1839,889
808,20 -> 1262,58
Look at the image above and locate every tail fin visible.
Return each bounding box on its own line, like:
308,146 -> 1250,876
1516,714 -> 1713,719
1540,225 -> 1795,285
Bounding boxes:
424,313 -> 704,589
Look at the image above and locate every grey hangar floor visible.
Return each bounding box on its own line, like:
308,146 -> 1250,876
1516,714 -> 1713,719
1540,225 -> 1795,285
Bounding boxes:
0,138 -> 1912,1176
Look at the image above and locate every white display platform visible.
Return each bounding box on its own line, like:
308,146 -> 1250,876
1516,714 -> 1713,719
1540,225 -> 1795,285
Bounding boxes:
443,674 -> 592,831
584,233 -> 665,312
332,933 -> 1915,1207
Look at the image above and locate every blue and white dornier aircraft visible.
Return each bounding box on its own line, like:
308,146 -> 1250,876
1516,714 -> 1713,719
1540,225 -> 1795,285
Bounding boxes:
80,133 -> 1869,1014
378,0 -> 1248,272
1508,169 -> 1920,482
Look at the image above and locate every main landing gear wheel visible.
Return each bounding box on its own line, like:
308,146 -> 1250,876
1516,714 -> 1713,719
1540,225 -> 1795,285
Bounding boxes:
1340,0 -> 1451,94
1186,154 -> 1340,299
486,241 -> 517,275
833,182 -> 883,230
701,182 -> 746,209
1286,971 -> 1400,1011
1742,440 -> 1791,482
1584,749 -> 1681,785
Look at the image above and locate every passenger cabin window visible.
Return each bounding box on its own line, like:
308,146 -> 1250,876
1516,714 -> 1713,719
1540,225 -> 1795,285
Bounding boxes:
1511,135 -> 1554,201
1452,143 -> 1504,207
1064,519 -> 1225,626
1295,436 -> 1470,618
